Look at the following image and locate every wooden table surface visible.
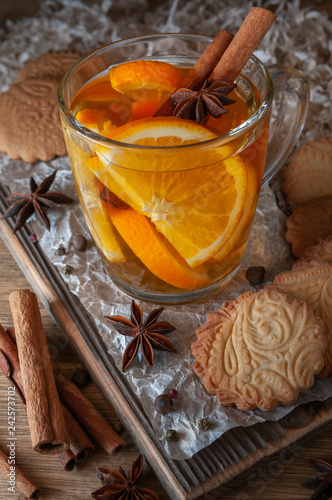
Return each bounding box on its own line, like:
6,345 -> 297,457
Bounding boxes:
1,1 -> 332,499
1,230 -> 332,500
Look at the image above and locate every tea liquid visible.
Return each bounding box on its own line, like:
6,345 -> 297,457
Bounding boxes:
65,61 -> 269,298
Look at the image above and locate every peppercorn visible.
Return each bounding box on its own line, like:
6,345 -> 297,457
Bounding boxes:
29,233 -> 38,243
72,234 -> 88,252
166,430 -> 178,443
198,418 -> 210,431
71,367 -> 91,388
55,246 -> 66,256
113,422 -> 123,434
169,389 -> 178,399
154,394 -> 173,415
246,266 -> 265,285
63,264 -> 73,275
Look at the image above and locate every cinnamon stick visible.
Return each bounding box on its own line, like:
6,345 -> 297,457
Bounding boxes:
209,7 -> 276,83
9,289 -> 69,454
56,449 -> 76,472
0,324 -> 25,404
154,29 -> 234,117
0,448 -> 40,499
54,368 -> 126,454
0,324 -> 104,469
61,404 -> 95,462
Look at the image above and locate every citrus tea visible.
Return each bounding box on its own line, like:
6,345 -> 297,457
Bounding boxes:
58,32 -> 309,302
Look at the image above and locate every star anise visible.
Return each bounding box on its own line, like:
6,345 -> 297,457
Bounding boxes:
301,459 -> 332,499
170,78 -> 236,123
105,300 -> 177,372
2,170 -> 74,233
92,454 -> 160,500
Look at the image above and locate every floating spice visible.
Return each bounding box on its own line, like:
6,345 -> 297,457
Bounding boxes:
171,78 -> 236,123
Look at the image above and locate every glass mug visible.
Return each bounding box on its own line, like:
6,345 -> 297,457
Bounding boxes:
57,34 -> 309,304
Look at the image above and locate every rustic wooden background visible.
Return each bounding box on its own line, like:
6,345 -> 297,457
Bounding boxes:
1,1 -> 332,499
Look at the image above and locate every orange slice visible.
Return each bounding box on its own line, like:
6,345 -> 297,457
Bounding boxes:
90,117 -> 248,267
131,100 -> 159,120
92,118 -> 247,266
211,159 -> 258,261
75,108 -> 125,135
109,60 -> 185,102
103,201 -> 210,289
74,159 -> 126,262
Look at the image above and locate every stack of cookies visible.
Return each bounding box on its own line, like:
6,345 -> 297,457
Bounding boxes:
192,137 -> 332,412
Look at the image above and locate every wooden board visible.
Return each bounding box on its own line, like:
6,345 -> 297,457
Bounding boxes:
1,182 -> 332,500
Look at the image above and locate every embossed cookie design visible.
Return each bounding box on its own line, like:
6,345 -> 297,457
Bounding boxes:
283,137 -> 332,204
192,288 -> 326,411
286,196 -> 332,257
0,51 -> 80,162
271,259 -> 332,378
302,236 -> 332,264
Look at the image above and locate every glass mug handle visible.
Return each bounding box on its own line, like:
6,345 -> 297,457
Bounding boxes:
262,63 -> 310,186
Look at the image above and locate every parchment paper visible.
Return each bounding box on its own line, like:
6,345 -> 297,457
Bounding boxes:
0,0 -> 331,460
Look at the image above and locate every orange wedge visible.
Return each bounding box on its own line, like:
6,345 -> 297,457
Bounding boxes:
102,201 -> 210,289
90,117 -> 248,267
131,100 -> 159,120
109,60 -> 185,102
75,108 -> 125,135
74,158 -> 126,262
211,159 -> 258,261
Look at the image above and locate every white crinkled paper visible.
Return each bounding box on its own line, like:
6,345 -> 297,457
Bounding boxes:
0,0 -> 332,460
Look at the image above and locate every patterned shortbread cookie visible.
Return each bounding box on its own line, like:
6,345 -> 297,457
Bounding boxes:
285,196 -> 332,257
0,51 -> 80,162
271,259 -> 332,378
192,288 -> 326,411
17,51 -> 81,81
283,137 -> 332,204
301,236 -> 332,264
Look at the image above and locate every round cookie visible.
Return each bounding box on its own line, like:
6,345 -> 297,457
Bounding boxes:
17,51 -> 81,81
0,51 -> 81,163
285,196 -> 332,257
282,137 -> 332,204
271,259 -> 332,379
192,288 -> 326,411
302,236 -> 332,264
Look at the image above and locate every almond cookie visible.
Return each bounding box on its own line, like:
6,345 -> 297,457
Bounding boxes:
285,196 -> 332,257
192,288 -> 326,411
282,137 -> 332,204
0,51 -> 80,162
271,259 -> 332,378
302,236 -> 332,264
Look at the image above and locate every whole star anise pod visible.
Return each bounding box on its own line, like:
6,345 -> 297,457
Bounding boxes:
92,454 -> 159,500
170,78 -> 236,123
2,170 -> 74,233
105,300 -> 177,372
301,459 -> 332,499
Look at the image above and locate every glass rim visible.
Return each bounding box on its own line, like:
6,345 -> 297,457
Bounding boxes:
57,33 -> 274,152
